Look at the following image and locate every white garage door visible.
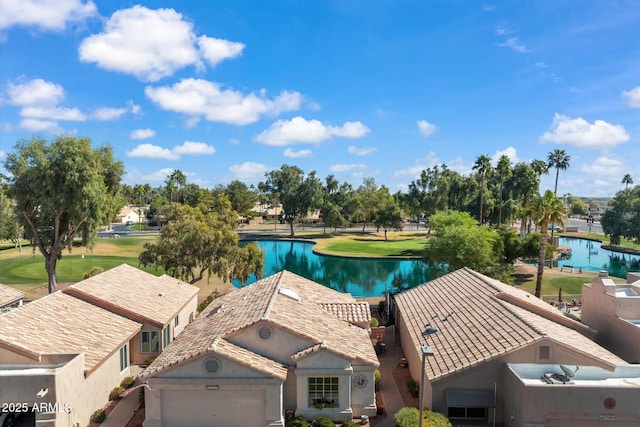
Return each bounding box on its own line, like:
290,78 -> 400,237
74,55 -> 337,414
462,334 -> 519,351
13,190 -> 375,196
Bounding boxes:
161,390 -> 265,427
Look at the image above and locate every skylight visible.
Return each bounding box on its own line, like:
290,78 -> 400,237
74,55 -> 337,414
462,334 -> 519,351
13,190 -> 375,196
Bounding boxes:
279,288 -> 300,301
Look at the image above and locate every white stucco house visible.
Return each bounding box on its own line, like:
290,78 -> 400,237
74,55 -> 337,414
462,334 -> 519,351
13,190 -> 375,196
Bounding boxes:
394,267 -> 639,427
581,271 -> 640,363
0,264 -> 198,427
141,270 -> 379,427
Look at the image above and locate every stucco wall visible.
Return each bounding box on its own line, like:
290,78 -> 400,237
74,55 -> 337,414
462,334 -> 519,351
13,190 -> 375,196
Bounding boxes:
229,321 -> 314,365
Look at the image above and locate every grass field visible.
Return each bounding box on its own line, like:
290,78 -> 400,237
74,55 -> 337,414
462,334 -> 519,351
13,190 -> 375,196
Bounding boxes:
313,232 -> 428,257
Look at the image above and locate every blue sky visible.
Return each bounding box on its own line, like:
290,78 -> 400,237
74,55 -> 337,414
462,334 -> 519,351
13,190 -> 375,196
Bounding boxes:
1,0 -> 638,197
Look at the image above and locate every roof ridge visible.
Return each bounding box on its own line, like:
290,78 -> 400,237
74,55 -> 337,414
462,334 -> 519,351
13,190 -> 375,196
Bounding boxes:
261,270 -> 285,320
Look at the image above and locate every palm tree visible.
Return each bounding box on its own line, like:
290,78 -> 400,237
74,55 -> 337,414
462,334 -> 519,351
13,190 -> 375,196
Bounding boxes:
622,173 -> 633,190
473,155 -> 492,224
496,155 -> 512,225
528,190 -> 566,298
547,149 -> 571,195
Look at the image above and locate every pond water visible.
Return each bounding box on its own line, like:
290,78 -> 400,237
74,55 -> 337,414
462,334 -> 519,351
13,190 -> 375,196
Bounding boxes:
233,240 -> 430,297
555,237 -> 640,278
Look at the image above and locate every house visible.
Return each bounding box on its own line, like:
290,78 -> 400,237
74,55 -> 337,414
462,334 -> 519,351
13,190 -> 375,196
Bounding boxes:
0,264 -> 198,427
141,270 -> 379,427
394,267 -> 637,426
117,205 -> 143,224
581,271 -> 640,363
64,264 -> 199,365
0,283 -> 25,312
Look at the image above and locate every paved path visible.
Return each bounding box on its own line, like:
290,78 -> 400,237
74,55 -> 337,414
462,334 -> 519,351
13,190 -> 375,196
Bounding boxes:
101,367 -> 143,427
371,344 -> 405,427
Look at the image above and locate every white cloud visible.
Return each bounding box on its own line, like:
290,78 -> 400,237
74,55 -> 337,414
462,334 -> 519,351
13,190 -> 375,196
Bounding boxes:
0,0 -> 97,31
622,86 -> 640,108
447,157 -> 474,176
392,151 -> 440,179
580,156 -> 625,177
498,37 -> 529,53
173,141 -> 216,155
540,113 -> 630,149
535,62 -> 549,69
7,78 -> 64,106
130,129 -> 156,140
329,163 -> 367,173
483,4 -> 496,12
491,146 -> 519,166
145,78 -> 301,125
78,6 -> 244,82
348,145 -> 377,156
417,120 -> 436,138
228,161 -> 270,181
255,116 -> 369,146
126,140 -> 216,160
0,150 -> 6,160
283,148 -> 313,158
197,36 -> 244,67
127,143 -> 177,160
20,106 -> 85,121
93,107 -> 127,121
125,167 -> 175,184
18,118 -> 63,133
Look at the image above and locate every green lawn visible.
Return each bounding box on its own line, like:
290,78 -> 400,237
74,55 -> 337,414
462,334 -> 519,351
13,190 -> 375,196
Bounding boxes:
320,236 -> 427,257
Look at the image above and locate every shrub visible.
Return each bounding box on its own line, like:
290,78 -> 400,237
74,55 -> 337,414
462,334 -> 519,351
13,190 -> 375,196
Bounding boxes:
374,369 -> 381,392
311,416 -> 335,427
139,387 -> 145,408
370,317 -> 379,328
407,379 -> 419,398
83,266 -> 104,279
90,409 -> 106,424
144,357 -> 155,365
395,407 -> 419,427
422,410 -> 452,427
340,419 -> 358,427
109,386 -> 125,401
120,376 -> 135,389
288,416 -> 310,427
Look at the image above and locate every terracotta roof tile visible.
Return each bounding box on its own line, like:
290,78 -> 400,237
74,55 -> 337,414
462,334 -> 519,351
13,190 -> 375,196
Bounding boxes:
142,270 -> 378,378
0,292 -> 140,373
394,267 -> 625,381
63,264 -> 198,327
319,302 -> 371,324
0,284 -> 25,308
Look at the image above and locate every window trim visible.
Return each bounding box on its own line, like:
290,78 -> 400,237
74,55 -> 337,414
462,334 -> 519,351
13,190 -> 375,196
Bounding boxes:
119,343 -> 129,371
141,330 -> 160,353
174,315 -> 179,327
162,325 -> 171,349
308,377 -> 339,409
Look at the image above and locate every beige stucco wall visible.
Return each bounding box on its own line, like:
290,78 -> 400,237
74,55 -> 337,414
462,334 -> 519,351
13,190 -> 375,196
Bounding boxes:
229,321 -> 314,364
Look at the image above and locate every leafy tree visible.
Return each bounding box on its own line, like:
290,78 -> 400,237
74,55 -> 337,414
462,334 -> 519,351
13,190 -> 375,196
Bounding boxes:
139,204 -> 264,284
423,211 -> 500,275
472,155 -> 492,224
0,194 -> 23,250
622,173 -> 633,190
547,149 -> 571,195
528,190 -> 566,297
5,136 -> 124,293
373,203 -> 403,240
353,178 -> 392,232
601,185 -> 640,245
263,165 -> 322,236
496,155 -> 512,224
226,180 -> 258,217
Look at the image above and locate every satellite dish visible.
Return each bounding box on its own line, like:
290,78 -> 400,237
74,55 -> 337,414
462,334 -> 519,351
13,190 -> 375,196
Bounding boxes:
560,365 -> 579,378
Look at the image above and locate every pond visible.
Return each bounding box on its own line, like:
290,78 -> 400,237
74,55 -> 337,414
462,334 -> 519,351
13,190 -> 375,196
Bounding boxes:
555,237 -> 640,278
233,240 -> 430,297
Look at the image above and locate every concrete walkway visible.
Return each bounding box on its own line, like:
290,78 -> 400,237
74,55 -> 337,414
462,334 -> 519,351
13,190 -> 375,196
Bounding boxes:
101,367 -> 143,427
371,344 -> 405,427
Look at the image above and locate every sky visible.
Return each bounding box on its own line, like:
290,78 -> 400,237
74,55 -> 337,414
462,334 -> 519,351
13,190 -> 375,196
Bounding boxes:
0,0 -> 639,198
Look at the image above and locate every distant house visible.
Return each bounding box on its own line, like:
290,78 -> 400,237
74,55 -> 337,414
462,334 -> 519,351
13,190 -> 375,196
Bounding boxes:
118,205 -> 143,224
141,270 -> 379,427
0,283 -> 25,312
581,271 -> 640,363
0,264 -> 198,427
394,267 -> 638,426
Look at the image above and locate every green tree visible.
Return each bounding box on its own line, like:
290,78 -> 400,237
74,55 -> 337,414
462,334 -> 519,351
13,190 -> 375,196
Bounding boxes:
4,136 -> 124,292
547,149 -> 571,196
622,173 -> 633,190
601,185 -> 640,245
496,155 -> 512,224
139,204 -> 264,284
472,155 -> 492,224
528,190 -> 566,298
423,210 -> 500,275
373,203 -> 403,240
225,180 -> 258,217
0,194 -> 23,250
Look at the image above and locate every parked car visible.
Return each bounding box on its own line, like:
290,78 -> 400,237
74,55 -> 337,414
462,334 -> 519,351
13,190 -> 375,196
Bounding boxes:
547,225 -> 562,231
125,220 -> 134,226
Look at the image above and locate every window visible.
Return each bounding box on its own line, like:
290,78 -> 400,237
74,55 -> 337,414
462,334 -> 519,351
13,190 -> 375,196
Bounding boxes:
119,343 -> 129,371
203,357 -> 221,374
448,407 -> 487,420
258,326 -> 273,340
141,331 -> 159,353
189,312 -> 194,323
539,345 -> 550,360
308,377 -> 339,408
174,315 -> 179,327
162,325 -> 171,348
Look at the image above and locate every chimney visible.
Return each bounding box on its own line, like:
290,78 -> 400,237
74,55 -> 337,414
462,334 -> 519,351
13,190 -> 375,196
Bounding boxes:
598,270 -> 609,278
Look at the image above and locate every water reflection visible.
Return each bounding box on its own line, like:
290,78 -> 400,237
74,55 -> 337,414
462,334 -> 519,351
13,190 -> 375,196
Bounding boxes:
555,237 -> 640,278
233,240 -> 430,296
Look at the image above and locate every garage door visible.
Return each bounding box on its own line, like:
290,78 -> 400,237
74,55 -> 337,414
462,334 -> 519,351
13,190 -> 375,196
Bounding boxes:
161,390 -> 266,427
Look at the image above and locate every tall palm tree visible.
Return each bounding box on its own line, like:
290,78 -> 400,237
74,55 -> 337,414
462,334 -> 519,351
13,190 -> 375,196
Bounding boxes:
473,155 -> 492,224
622,173 -> 633,190
528,190 -> 566,298
496,155 -> 512,225
547,149 -> 571,195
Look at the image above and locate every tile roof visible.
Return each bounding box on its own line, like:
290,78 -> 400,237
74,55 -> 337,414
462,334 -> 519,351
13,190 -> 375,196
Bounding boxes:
0,284 -> 25,308
319,302 -> 371,324
394,267 -> 626,381
142,270 -> 378,378
0,292 -> 140,374
63,263 -> 198,327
